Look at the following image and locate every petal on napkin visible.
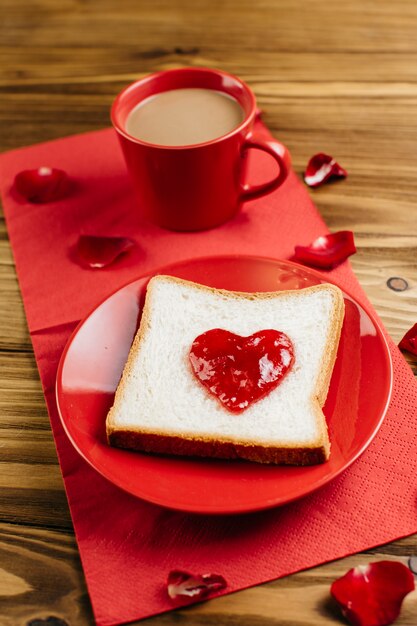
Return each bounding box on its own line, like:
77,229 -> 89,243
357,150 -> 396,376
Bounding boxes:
14,167 -> 69,202
331,561 -> 415,626
304,153 -> 347,188
399,324 -> 417,356
75,235 -> 136,269
293,231 -> 356,269
167,570 -> 227,604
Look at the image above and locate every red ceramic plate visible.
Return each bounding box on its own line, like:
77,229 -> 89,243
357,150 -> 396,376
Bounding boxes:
56,256 -> 393,514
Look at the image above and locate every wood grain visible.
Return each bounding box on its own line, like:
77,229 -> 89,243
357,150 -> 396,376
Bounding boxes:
0,0 -> 416,624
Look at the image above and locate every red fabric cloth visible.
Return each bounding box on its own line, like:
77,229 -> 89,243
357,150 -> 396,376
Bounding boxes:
1,123 -> 416,626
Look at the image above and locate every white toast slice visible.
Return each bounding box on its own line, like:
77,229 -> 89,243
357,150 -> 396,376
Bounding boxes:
106,275 -> 344,465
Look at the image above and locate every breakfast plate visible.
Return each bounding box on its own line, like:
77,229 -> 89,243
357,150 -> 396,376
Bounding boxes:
56,255 -> 393,514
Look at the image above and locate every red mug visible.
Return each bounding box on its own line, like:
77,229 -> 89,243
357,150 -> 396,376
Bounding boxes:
111,68 -> 291,231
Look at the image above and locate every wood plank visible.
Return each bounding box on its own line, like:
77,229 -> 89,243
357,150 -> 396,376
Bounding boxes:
2,51 -> 417,85
0,523 -> 94,625
1,0 -> 417,52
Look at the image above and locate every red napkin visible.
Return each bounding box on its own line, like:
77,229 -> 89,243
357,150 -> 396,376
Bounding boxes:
1,122 -> 416,626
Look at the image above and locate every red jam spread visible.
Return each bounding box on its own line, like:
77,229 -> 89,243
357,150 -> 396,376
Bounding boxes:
189,329 -> 295,413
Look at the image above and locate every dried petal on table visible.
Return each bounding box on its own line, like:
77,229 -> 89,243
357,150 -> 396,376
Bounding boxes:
304,153 -> 347,188
399,323 -> 417,357
167,570 -> 227,604
293,230 -> 356,269
75,235 -> 136,269
331,561 -> 415,626
14,167 -> 69,202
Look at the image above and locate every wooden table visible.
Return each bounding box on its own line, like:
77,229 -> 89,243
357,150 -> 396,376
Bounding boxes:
1,0 -> 416,624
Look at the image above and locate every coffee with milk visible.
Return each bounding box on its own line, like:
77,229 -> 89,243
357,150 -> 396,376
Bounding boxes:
125,88 -> 245,146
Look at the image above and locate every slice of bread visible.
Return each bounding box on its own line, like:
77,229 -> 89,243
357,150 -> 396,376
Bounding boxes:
106,275 -> 345,465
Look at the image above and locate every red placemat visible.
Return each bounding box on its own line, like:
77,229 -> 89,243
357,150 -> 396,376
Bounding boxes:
1,122 -> 416,626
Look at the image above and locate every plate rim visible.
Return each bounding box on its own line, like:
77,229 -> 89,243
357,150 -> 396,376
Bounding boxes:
56,254 -> 393,514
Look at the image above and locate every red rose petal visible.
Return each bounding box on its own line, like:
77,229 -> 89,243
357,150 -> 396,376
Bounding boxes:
294,231 -> 356,269
14,167 -> 69,202
304,153 -> 347,188
331,561 -> 415,626
75,235 -> 136,269
167,570 -> 227,604
399,323 -> 417,356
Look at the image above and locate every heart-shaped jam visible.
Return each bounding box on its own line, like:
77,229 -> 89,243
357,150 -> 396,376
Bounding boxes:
189,329 -> 295,413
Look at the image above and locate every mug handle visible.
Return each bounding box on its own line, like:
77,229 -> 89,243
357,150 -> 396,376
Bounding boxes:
239,136 -> 291,202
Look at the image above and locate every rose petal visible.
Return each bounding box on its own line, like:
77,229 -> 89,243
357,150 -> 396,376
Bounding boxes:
399,323 -> 417,356
304,153 -> 347,188
14,167 -> 69,202
294,231 -> 356,269
167,570 -> 227,604
331,561 -> 415,626
75,235 -> 136,269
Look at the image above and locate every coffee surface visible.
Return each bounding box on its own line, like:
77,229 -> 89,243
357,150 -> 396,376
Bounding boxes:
125,88 -> 244,146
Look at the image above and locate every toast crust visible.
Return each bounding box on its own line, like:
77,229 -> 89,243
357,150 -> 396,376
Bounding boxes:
106,275 -> 345,465
107,430 -> 328,466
